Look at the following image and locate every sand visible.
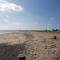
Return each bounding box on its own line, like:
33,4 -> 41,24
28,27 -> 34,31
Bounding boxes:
0,32 -> 60,60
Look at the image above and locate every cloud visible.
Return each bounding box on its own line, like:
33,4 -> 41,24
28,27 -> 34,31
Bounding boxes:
0,21 -> 23,30
15,22 -> 21,26
6,15 -> 9,18
0,0 -> 23,12
4,19 -> 9,23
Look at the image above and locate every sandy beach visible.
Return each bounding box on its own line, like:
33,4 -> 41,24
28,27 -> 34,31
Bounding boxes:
0,32 -> 60,60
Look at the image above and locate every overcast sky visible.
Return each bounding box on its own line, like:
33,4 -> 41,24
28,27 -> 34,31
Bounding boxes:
0,0 -> 60,30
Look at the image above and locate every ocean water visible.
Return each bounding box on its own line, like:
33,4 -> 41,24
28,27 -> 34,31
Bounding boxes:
0,30 -> 19,34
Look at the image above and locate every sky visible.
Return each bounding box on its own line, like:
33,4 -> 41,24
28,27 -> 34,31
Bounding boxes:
0,0 -> 60,30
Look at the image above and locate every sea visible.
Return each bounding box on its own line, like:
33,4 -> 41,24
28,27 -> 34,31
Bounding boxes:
0,30 -> 20,34
0,30 -> 48,34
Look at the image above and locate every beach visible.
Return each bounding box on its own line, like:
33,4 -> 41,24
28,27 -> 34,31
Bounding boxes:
0,32 -> 60,60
